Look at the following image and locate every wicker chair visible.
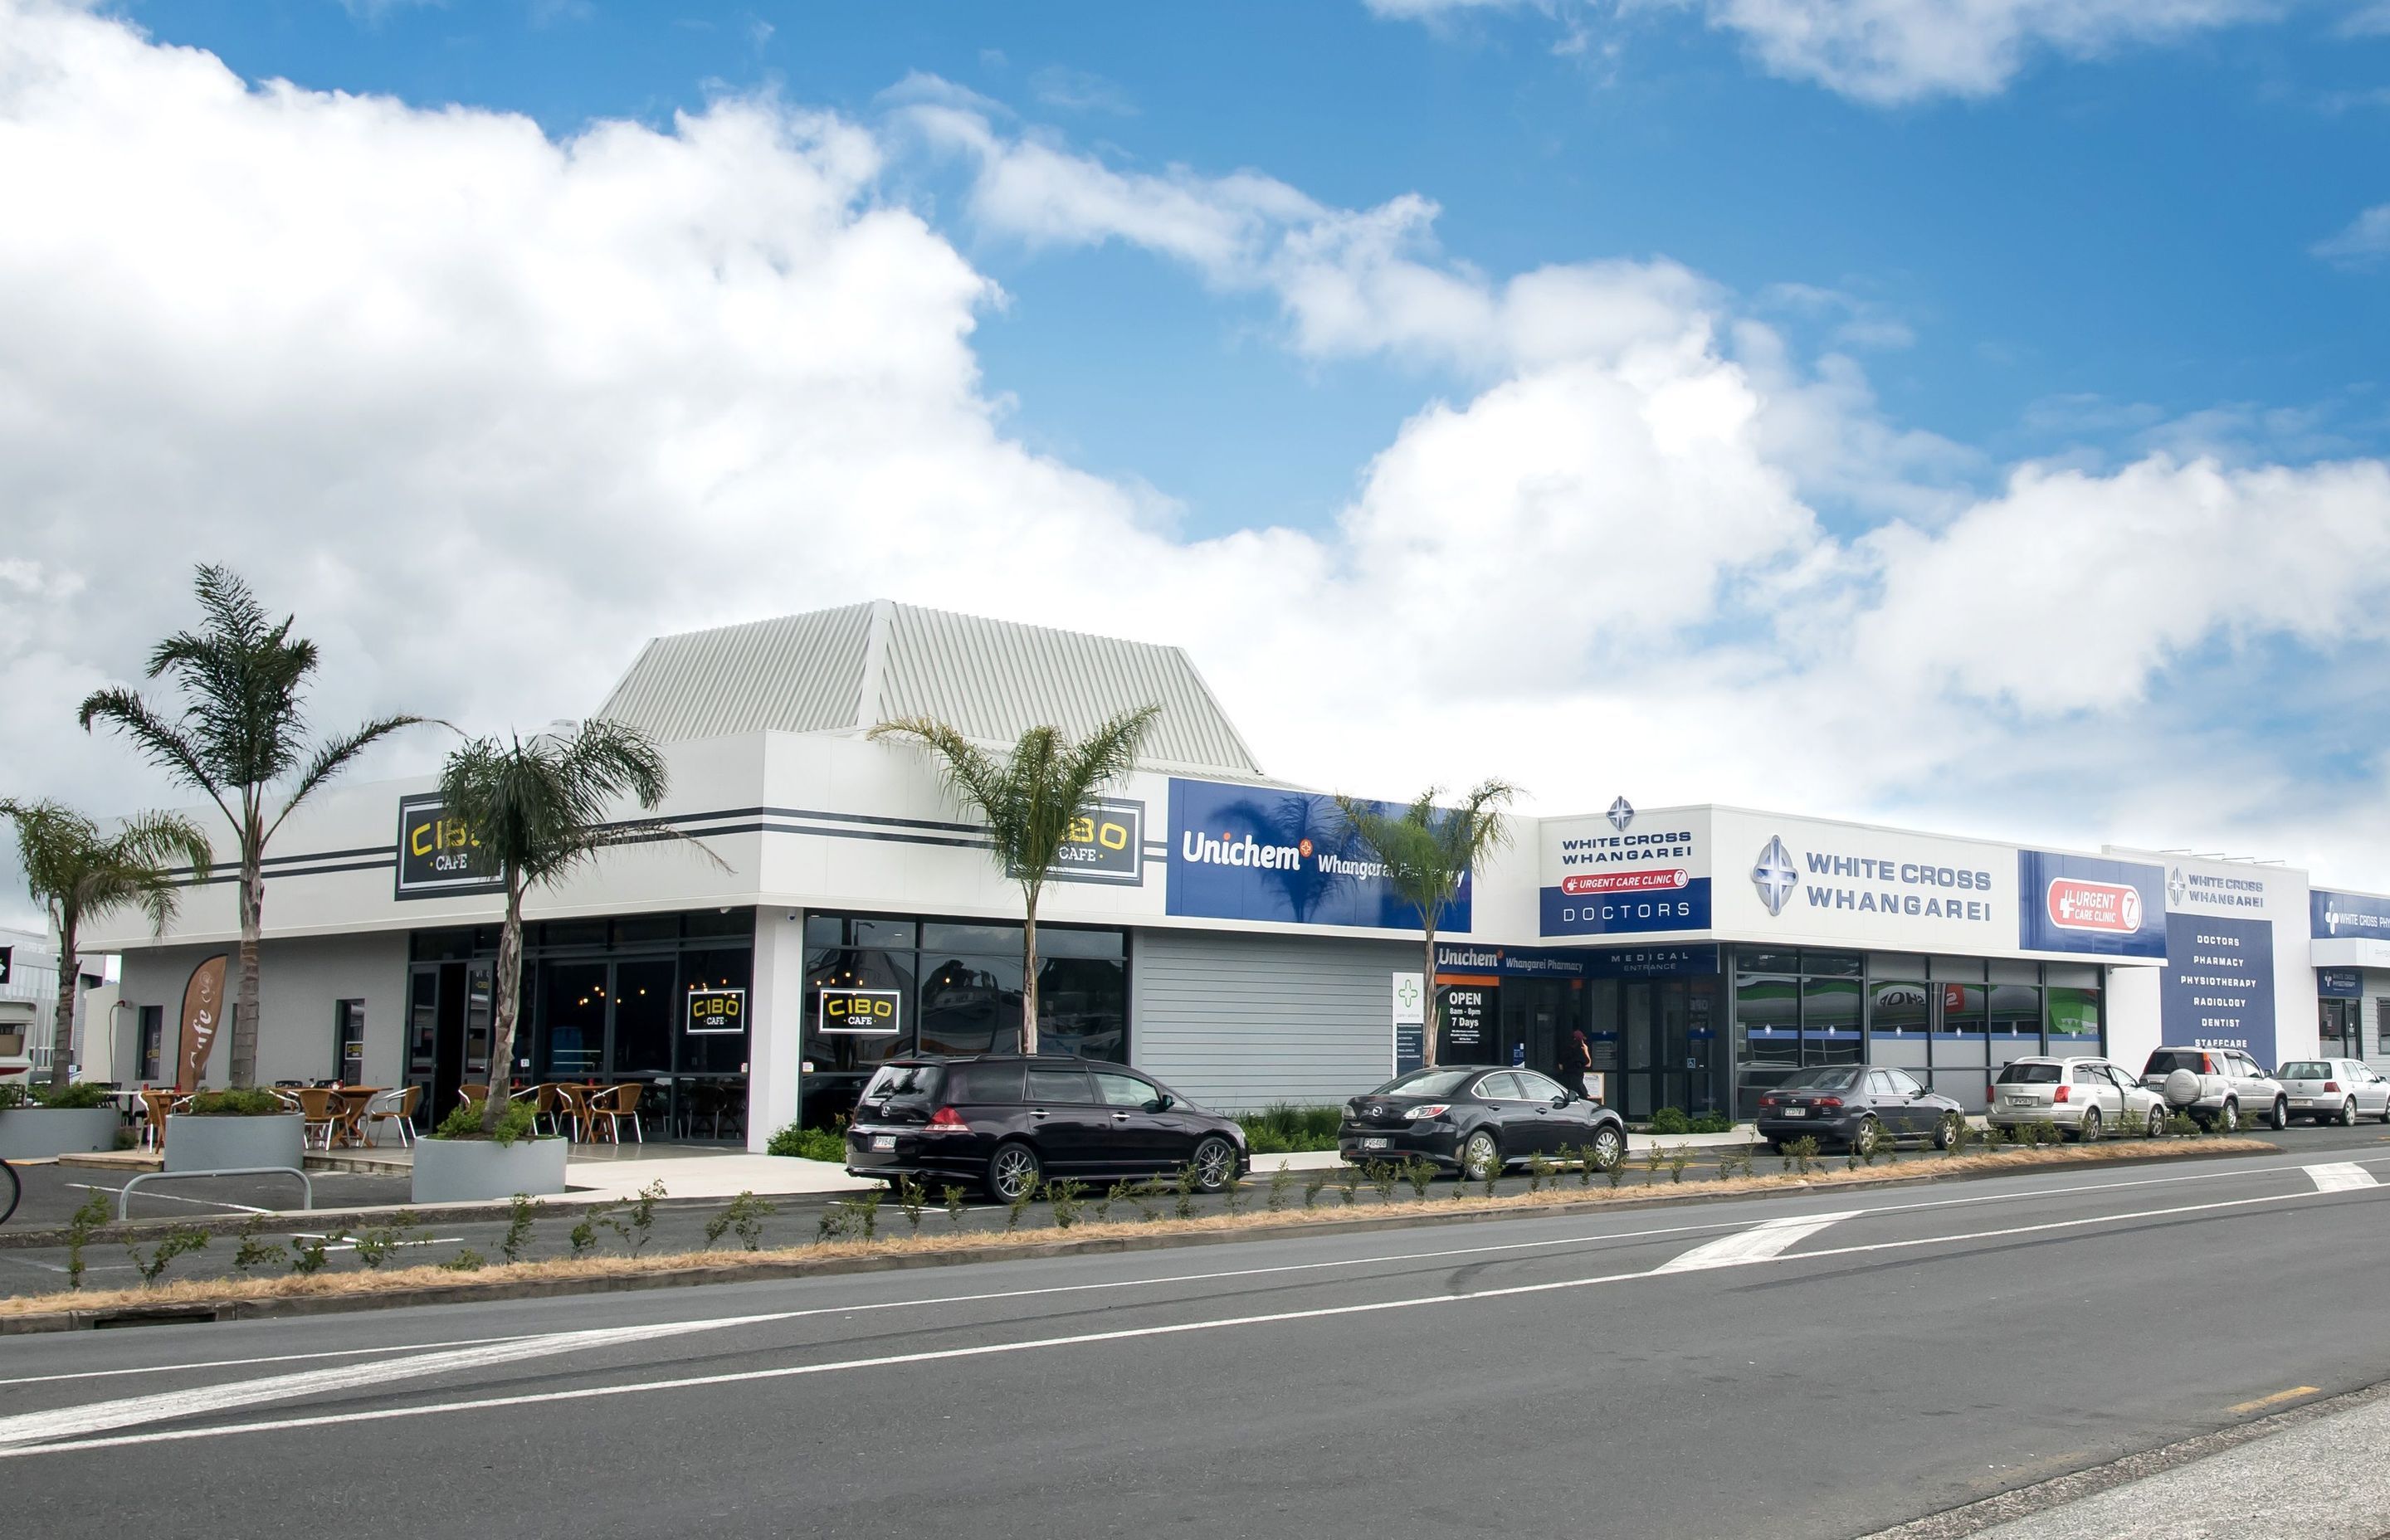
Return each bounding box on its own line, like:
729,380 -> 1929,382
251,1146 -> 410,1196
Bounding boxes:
584,1084 -> 644,1145
363,1085 -> 420,1148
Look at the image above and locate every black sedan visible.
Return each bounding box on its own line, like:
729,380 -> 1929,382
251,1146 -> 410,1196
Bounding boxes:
845,1055 -> 1248,1201
1754,1065 -> 1963,1153
1340,1065 -> 1627,1179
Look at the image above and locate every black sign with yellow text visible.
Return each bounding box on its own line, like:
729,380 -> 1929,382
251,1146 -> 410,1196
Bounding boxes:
817,987 -> 901,1036
687,987 -> 747,1035
394,792 -> 503,899
1027,797 -> 1144,886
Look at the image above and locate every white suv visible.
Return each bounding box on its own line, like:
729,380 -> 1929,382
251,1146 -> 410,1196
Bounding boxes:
2139,1047 -> 2287,1133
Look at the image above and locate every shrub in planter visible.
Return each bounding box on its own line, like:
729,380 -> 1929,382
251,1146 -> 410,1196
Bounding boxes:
166,1089 -> 307,1172
0,1080 -> 124,1160
765,1118 -> 847,1162
413,1095 -> 568,1203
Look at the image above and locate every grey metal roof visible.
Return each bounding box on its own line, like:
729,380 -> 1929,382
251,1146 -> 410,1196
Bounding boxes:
594,600 -> 1263,777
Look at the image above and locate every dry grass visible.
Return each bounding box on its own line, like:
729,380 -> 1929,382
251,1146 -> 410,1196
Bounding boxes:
2,1136 -> 2276,1322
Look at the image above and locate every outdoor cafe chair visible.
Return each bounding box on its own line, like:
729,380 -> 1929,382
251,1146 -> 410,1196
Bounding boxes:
134,1087 -> 180,1151
584,1083 -> 644,1145
554,1083 -> 595,1141
510,1082 -> 560,1138
362,1085 -> 418,1148
292,1087 -> 341,1150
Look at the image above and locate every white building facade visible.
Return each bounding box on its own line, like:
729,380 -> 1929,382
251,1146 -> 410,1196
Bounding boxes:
76,602 -> 2377,1144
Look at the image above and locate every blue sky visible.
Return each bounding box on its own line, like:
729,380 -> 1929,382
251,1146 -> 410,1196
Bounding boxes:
120,0 -> 2390,538
6,0 -> 2390,906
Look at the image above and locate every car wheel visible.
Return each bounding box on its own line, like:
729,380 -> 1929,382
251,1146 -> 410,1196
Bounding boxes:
2074,1108 -> 2103,1143
1189,1136 -> 1237,1192
984,1141 -> 1041,1204
2340,1098 -> 2359,1128
1588,1123 -> 1626,1170
1461,1128 -> 1501,1182
1934,1113 -> 1960,1150
2217,1099 -> 2239,1134
1855,1115 -> 1884,1156
2269,1097 -> 2289,1131
2145,1104 -> 2165,1139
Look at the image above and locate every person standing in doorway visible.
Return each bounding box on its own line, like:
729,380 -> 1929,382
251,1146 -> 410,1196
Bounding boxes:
1563,1029 -> 1594,1100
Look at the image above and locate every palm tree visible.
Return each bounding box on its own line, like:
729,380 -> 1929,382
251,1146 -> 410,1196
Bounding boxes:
1335,779 -> 1519,1070
869,707 -> 1158,1055
438,720 -> 705,1134
0,800 -> 213,1089
78,565 -> 432,1087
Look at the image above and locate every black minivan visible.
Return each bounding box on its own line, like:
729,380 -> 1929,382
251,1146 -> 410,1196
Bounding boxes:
845,1055 -> 1248,1201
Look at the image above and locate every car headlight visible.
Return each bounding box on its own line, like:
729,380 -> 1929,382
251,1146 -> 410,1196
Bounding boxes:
1405,1104 -> 1450,1121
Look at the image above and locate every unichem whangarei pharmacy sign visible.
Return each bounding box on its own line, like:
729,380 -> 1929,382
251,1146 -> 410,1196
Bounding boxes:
1165,778 -> 1473,930
394,792 -> 503,900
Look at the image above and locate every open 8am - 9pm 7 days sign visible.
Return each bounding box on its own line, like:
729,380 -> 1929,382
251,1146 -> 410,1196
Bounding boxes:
1166,778 -> 1472,930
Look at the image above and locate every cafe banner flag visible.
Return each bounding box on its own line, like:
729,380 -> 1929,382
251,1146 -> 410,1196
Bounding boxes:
176,953 -> 229,1091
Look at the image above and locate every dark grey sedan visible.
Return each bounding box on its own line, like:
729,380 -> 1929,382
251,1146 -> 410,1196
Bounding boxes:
1755,1065 -> 1963,1153
1341,1065 -> 1627,1179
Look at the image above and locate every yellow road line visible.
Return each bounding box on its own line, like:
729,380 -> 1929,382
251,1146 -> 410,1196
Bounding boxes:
2228,1386 -> 2321,1415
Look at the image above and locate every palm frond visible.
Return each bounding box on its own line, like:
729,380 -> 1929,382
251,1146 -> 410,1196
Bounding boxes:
266,713 -> 445,840
76,687 -> 235,821
873,707 -> 1159,886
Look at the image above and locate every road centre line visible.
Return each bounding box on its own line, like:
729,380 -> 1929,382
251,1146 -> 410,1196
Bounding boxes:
3,1176 -> 2372,1460
2,1151 -> 2339,1395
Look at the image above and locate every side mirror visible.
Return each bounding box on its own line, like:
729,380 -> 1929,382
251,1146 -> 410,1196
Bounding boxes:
1149,1094 -> 1173,1113
1551,1092 -> 1569,1108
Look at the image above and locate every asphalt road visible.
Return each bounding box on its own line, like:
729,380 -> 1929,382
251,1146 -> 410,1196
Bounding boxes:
5,1141 -> 2388,1538
6,1120 -> 2388,1298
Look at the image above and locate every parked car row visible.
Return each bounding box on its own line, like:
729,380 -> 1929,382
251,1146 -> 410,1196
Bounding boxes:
846,1042 -> 2390,1201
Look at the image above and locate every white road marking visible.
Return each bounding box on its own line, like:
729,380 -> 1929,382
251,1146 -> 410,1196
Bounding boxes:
5,1176 -> 2373,1460
0,1336 -> 534,1388
2306,1162 -> 2378,1192
1656,1211 -> 1858,1272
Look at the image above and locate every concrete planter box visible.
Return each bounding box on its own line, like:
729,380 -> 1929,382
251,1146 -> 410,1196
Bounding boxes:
165,1113 -> 305,1172
412,1136 -> 569,1203
0,1106 -> 122,1161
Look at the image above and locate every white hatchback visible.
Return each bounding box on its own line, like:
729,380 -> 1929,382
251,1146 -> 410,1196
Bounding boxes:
2275,1059 -> 2390,1126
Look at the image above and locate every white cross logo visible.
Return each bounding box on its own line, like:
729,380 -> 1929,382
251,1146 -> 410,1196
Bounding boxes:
1752,836 -> 1797,917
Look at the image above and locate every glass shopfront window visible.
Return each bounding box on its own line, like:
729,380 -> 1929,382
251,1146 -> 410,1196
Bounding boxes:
1802,977 -> 1862,1067
800,910 -> 1130,1128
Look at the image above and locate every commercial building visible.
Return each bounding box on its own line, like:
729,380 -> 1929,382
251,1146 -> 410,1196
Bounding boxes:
76,601 -> 2388,1144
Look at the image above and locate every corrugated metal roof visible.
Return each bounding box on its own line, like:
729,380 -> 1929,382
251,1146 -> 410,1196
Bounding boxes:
594,600 -> 1263,777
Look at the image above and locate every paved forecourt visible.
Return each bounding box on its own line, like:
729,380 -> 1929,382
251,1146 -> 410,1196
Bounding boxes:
3,1143 -> 2387,1539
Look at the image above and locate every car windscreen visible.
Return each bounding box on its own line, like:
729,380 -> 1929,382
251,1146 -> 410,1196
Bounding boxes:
861,1064 -> 944,1102
1778,1067 -> 1860,1091
1373,1069 -> 1475,1099
2143,1050 -> 2205,1075
2278,1061 -> 2331,1080
1995,1062 -> 2062,1084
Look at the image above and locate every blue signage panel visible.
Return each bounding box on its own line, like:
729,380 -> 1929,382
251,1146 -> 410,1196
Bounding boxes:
1434,942 -> 1719,979
1539,880 -> 1711,937
2312,889 -> 2390,940
2159,914 -> 2275,1063
2015,850 -> 2166,958
1166,778 -> 1472,931
2318,968 -> 2363,1000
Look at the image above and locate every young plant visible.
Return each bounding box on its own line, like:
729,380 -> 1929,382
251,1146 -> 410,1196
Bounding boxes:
1046,1179 -> 1087,1230
1173,1165 -> 1197,1220
232,1218 -> 287,1275
1786,1135 -> 1821,1176
1525,1153 -> 1554,1193
1303,1171 -> 1329,1211
895,1175 -> 928,1235
567,1205 -> 612,1260
1642,1145 -> 1666,1185
501,1193 -> 539,1263
1334,1165 -> 1362,1208
1266,1167 -> 1294,1212
1368,1161 -> 1399,1202
1666,1147 -> 1693,1184
441,1248 -> 487,1272
1098,1180 -> 1132,1225
1221,1173 -> 1246,1215
942,1185 -> 968,1225
354,1212 -> 427,1269
1602,1154 -> 1626,1191
288,1232 -> 335,1275
624,1179 -> 666,1253
1005,1182 -> 1037,1233
1402,1158 -> 1436,1201
727,1190 -> 777,1250
126,1226 -> 210,1287
1479,1160 -> 1500,1200
65,1192 -> 109,1289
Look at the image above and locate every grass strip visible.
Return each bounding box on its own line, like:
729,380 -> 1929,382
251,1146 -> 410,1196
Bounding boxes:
0,1138 -> 2277,1322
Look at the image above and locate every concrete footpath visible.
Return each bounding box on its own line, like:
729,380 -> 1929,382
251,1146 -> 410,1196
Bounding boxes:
1968,1393 -> 2390,1540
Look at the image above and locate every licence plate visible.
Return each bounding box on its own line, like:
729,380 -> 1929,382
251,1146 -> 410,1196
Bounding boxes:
1361,1137 -> 1391,1149
1781,1107 -> 1807,1118
870,1135 -> 895,1152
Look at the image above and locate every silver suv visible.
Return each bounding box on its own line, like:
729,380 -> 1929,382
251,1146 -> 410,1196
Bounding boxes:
2140,1047 -> 2287,1133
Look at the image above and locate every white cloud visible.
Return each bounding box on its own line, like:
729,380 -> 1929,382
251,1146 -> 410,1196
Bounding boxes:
2314,203 -> 2390,266
6,0 -> 2390,915
1371,0 -> 2290,104
1027,66 -> 1136,115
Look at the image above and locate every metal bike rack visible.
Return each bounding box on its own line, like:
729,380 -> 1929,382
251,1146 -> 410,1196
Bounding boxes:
117,1166 -> 313,1221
